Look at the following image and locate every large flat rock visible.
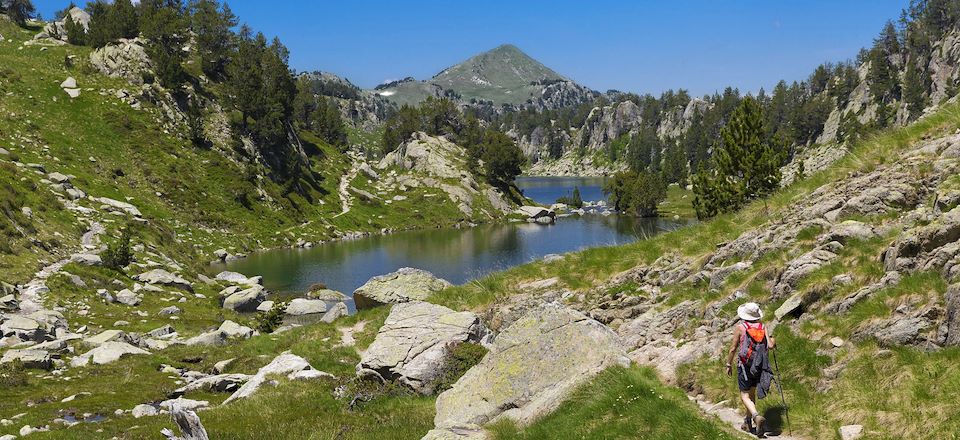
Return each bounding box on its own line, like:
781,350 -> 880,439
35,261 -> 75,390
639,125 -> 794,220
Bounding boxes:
358,301 -> 486,394
353,268 -> 451,310
432,304 -> 629,431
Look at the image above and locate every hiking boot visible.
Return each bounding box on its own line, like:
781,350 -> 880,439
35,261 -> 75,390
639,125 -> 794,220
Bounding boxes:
740,416 -> 754,434
753,414 -> 766,436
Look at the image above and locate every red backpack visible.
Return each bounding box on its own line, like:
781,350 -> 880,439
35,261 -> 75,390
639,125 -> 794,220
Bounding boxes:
738,321 -> 766,365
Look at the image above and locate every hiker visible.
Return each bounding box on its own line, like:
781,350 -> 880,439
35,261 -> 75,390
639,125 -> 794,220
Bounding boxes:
725,302 -> 776,436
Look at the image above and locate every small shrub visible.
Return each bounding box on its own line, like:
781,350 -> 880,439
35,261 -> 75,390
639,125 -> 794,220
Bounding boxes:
435,342 -> 488,393
338,375 -> 415,410
102,227 -> 134,271
0,360 -> 29,388
254,300 -> 287,333
556,186 -> 584,208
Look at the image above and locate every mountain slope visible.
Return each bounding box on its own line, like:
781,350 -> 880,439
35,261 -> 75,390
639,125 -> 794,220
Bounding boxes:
373,44 -> 594,108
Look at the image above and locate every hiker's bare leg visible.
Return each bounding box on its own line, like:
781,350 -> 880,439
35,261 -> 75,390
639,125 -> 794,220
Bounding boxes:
740,389 -> 758,416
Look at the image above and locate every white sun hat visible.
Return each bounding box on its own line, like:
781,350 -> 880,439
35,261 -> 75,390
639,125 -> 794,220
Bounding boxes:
737,302 -> 763,321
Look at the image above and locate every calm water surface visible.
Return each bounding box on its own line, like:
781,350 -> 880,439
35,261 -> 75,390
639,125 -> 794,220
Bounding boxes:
216,177 -> 687,297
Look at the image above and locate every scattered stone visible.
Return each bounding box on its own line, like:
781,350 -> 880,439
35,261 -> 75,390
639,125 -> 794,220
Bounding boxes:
290,369 -> 335,381
542,254 -> 564,263
212,358 -> 235,374
223,352 -> 315,404
221,286 -> 265,312
358,301 -> 486,394
71,341 -> 149,367
840,424 -> 864,440
353,268 -> 452,310
159,306 -> 181,316
215,271 -> 261,286
159,398 -> 209,412
255,301 -> 274,312
115,289 -> 141,306
830,337 -> 845,348
217,320 -> 254,339
132,404 -> 159,418
307,289 -> 347,301
147,325 -> 176,338
284,298 -> 328,316
135,269 -> 192,292
1,349 -> 52,370
321,302 -> 348,323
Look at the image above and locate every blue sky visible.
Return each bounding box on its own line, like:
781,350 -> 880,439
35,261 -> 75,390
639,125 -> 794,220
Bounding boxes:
34,1 -> 908,96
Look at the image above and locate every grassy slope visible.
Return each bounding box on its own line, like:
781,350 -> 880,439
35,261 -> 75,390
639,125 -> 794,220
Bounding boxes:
488,367 -> 737,440
425,103 -> 960,438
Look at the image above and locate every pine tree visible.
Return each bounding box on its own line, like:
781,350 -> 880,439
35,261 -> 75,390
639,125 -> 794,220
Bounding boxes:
381,105 -> 421,155
312,95 -> 348,148
190,0 -> 237,79
227,25 -> 262,127
112,0 -> 139,39
693,97 -> 781,219
479,130 -> 525,186
662,142 -> 688,185
139,0 -> 188,89
3,0 -> 35,26
902,58 -> 929,119
63,13 -> 86,45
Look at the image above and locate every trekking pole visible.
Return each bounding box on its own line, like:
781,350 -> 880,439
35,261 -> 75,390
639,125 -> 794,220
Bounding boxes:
772,349 -> 791,435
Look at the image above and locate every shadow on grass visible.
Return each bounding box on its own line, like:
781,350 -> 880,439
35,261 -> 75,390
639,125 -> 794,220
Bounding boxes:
762,405 -> 791,436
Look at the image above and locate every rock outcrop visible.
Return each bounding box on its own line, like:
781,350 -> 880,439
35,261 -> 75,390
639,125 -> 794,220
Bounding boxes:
353,268 -> 452,310
89,39 -> 153,85
430,304 -> 628,435
358,302 -> 486,394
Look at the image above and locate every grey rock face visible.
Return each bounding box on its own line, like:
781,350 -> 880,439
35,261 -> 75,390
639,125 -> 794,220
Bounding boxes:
1,349 -> 52,370
772,248 -> 839,298
89,38 -> 153,84
353,268 -> 452,310
432,304 -> 628,430
358,301 -> 486,394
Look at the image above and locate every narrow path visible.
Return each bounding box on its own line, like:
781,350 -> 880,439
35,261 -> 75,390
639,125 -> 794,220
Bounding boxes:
692,395 -> 805,440
334,160 -> 360,218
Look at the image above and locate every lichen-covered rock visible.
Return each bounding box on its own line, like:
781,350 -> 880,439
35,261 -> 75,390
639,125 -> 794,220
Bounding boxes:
358,301 -> 486,394
353,268 -> 451,310
135,269 -> 192,292
432,304 -> 628,430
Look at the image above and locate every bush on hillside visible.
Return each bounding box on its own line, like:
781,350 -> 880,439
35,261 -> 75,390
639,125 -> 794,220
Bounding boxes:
102,227 -> 134,271
254,300 -> 287,333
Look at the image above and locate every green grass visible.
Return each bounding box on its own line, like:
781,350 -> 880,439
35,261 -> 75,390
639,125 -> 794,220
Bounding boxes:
658,184 -> 696,218
488,366 -> 737,440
